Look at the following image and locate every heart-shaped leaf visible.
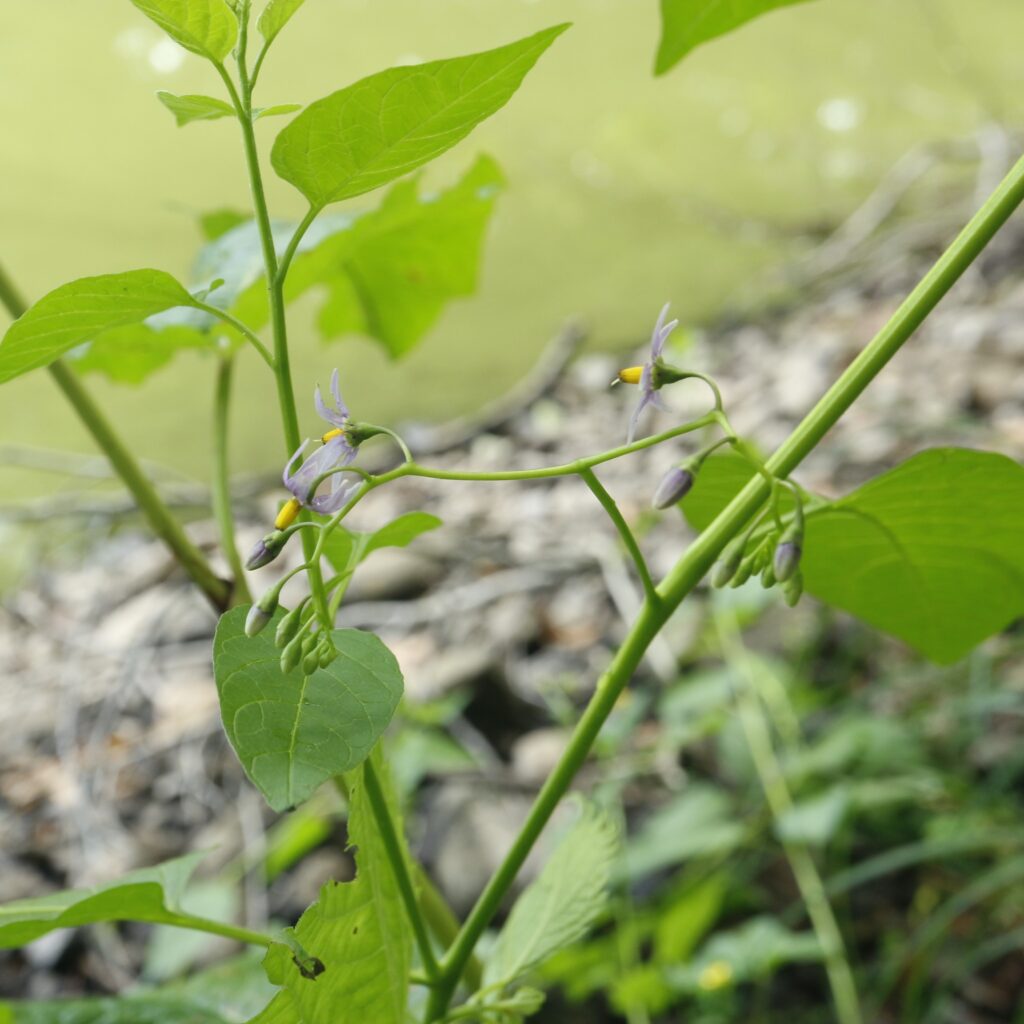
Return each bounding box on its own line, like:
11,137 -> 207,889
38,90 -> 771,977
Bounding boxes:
213,607 -> 404,811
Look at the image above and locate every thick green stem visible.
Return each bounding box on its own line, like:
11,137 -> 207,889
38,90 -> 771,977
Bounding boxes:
718,612 -> 862,1024
213,356 -> 251,604
362,758 -> 441,982
415,867 -> 484,991
578,466 -> 658,604
0,263 -> 231,611
424,152 -> 1024,1019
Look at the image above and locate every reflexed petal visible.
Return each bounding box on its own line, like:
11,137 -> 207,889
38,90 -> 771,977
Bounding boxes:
627,391 -> 653,444
314,367 -> 350,429
650,303 -> 679,359
282,440 -> 310,489
310,472 -> 359,514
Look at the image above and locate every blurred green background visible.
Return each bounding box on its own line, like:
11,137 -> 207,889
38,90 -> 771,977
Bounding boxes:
2,0 -> 1024,494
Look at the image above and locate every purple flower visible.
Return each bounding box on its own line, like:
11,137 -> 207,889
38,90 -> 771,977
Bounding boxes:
619,303 -> 679,443
277,369 -> 361,523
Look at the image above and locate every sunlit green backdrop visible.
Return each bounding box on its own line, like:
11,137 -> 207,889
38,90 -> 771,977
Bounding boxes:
2,0 -> 1023,494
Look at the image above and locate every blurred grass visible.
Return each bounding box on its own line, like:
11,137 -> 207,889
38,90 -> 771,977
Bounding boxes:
2,0 -> 1024,496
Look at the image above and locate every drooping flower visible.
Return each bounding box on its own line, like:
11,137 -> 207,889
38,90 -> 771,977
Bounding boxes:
618,303 -> 680,443
275,369 -> 360,528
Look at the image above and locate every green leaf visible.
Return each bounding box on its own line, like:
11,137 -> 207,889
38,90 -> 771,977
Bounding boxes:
655,0 -> 816,74
157,91 -> 236,127
67,323 -> 212,384
257,0 -> 306,45
323,511 -> 442,574
802,449 -> 1024,663
254,103 -> 302,121
0,852 -> 205,948
255,751 -> 411,1023
0,270 -> 200,385
775,785 -> 850,846
687,448 -> 1024,663
271,24 -> 568,209
666,917 -> 821,992
3,951 -> 278,1023
213,607 -> 404,811
200,208 -> 251,241
620,785 -> 743,881
128,0 -> 238,63
485,801 -> 619,988
287,156 -> 504,357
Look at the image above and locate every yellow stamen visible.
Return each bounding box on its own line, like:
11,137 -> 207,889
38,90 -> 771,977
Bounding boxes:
274,497 -> 301,530
698,960 -> 733,991
618,366 -> 644,385
321,427 -> 344,443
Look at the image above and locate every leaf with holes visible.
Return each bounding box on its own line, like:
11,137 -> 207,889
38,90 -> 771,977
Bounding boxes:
655,0 -> 817,74
270,25 -> 567,209
213,607 -> 404,811
250,749 -> 410,1024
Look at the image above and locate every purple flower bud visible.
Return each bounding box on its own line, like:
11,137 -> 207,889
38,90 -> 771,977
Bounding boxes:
773,540 -> 802,583
246,530 -> 286,570
652,466 -> 695,509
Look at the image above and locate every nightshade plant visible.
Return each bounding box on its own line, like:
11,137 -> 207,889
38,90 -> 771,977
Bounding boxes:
3,1 -> 1024,1022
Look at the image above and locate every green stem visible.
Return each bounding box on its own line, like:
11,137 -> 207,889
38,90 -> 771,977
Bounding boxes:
717,611 -> 862,1024
362,758 -> 441,982
222,55 -> 331,627
0,262 -> 231,611
213,355 -> 251,604
192,298 -> 275,369
578,466 -> 658,604
161,911 -> 274,949
424,151 -> 1024,1020
415,867 -> 484,992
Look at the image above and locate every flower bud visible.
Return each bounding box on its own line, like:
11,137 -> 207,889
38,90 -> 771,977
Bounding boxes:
302,649 -> 321,676
275,606 -> 303,649
730,553 -> 756,588
782,571 -> 804,607
317,636 -> 338,668
772,540 -> 802,583
280,634 -> 303,674
652,465 -> 695,509
711,537 -> 745,588
245,588 -> 280,637
760,563 -> 776,589
246,530 -> 287,571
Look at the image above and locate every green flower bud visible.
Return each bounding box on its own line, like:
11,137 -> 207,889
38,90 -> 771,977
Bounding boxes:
711,536 -> 746,588
782,570 -> 804,607
302,649 -> 321,676
729,552 -> 756,588
275,606 -> 303,649
317,636 -> 338,668
761,563 -> 776,589
280,634 -> 303,674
